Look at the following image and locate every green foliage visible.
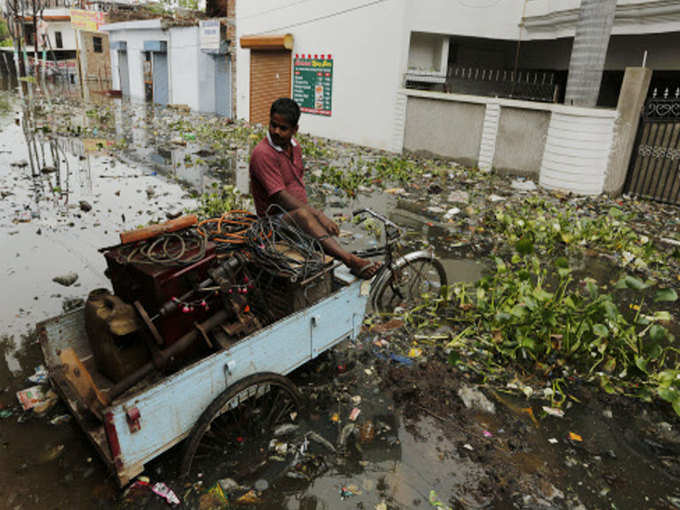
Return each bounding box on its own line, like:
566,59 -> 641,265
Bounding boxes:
0,18 -> 10,42
488,196 -> 666,273
405,255 -> 680,415
373,156 -> 423,184
189,184 -> 246,219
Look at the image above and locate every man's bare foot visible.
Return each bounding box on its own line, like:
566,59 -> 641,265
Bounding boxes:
348,255 -> 382,280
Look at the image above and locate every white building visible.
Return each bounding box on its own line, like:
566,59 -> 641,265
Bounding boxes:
102,18 -> 232,116
236,0 -> 680,152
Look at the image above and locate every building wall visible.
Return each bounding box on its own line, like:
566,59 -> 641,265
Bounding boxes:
402,89 -> 618,195
404,0 -> 524,40
168,26 -> 201,111
104,22 -> 168,102
80,30 -> 111,81
494,107 -> 551,176
403,96 -> 485,166
45,21 -> 76,51
540,111 -> 616,194
198,49 -> 216,113
524,0 -> 680,38
236,0 -> 408,151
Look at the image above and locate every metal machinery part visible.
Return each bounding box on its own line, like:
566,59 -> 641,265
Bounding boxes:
84,289 -> 148,383
88,228 -> 335,398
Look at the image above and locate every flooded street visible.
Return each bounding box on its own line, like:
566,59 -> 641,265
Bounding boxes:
1,77 -> 680,510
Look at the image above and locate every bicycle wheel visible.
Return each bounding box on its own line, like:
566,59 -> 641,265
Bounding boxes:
372,253 -> 447,313
180,372 -> 303,482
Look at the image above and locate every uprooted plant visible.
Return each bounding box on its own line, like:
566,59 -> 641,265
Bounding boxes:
399,254 -> 680,415
487,197 -> 674,277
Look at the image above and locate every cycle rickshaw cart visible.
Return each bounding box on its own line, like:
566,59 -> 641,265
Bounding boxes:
37,209 -> 446,486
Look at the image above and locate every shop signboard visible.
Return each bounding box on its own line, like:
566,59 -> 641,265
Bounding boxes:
292,54 -> 333,116
70,9 -> 108,32
199,19 -> 220,50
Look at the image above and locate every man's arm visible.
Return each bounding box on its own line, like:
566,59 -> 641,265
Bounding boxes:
272,189 -> 339,236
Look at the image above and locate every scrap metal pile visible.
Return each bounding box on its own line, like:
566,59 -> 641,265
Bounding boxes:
83,211 -> 333,406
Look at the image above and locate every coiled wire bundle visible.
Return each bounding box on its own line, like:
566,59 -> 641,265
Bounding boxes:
245,212 -> 328,281
115,229 -> 207,266
196,210 -> 258,251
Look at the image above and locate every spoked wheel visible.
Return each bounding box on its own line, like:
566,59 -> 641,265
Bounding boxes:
372,255 -> 447,313
180,372 -> 303,482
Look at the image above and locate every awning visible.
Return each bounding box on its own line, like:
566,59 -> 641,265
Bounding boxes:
240,34 -> 293,51
143,40 -> 167,53
110,40 -> 127,51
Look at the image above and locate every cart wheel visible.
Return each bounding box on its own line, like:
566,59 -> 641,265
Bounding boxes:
179,372 -> 303,481
372,254 -> 447,313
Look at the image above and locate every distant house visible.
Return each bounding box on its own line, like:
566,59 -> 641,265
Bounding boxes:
5,7 -> 78,79
0,6 -> 112,83
236,0 -> 680,152
102,16 -> 234,117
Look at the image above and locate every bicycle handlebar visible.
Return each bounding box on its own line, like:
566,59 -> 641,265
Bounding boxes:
352,208 -> 401,241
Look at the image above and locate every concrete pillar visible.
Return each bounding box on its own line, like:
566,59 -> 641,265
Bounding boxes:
604,67 -> 652,196
478,102 -> 500,172
564,0 -> 616,107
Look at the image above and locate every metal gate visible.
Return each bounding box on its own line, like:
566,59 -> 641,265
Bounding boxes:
624,88 -> 680,204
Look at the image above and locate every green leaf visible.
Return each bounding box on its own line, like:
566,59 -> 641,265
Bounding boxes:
654,288 -> 678,303
494,257 -> 507,274
515,237 -> 534,255
555,257 -> 569,269
593,324 -> 608,337
534,288 -> 554,302
584,278 -> 599,299
600,375 -> 617,394
495,312 -> 511,323
657,386 -> 679,403
654,311 -> 672,322
634,356 -> 649,374
649,324 -> 668,342
673,398 -> 680,417
608,206 -> 624,218
615,275 -> 648,290
518,270 -> 531,281
448,351 -> 460,366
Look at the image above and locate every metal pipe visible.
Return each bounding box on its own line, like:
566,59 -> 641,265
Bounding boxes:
108,309 -> 229,400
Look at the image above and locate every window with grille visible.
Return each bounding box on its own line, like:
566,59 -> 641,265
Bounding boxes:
93,36 -> 102,53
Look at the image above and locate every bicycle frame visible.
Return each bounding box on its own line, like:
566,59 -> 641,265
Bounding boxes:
351,208 -> 438,310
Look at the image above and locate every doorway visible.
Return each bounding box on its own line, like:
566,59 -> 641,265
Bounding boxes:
249,50 -> 291,125
118,50 -> 130,97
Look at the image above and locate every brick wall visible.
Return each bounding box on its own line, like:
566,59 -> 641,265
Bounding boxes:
249,50 -> 291,125
80,30 -> 110,82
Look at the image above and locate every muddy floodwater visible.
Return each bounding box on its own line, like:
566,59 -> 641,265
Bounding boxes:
1,77 -> 680,510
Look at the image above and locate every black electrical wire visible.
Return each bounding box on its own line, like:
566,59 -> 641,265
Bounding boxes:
245,206 -> 328,281
116,229 -> 207,266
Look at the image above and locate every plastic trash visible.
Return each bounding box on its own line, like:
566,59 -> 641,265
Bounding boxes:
27,365 -> 48,384
568,432 -> 583,442
511,178 -> 537,192
16,385 -> 48,411
542,406 -> 565,418
50,414 -> 72,425
349,408 -> 361,421
457,385 -> 496,414
150,482 -> 180,505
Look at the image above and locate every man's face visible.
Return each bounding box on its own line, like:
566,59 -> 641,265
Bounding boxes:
269,113 -> 297,148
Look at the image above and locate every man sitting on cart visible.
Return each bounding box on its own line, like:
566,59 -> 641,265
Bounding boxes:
249,97 -> 380,280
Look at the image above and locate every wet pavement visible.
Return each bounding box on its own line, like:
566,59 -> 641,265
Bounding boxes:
1,75 -> 680,510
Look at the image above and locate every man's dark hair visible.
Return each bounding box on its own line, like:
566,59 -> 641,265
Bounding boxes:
270,97 -> 300,127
